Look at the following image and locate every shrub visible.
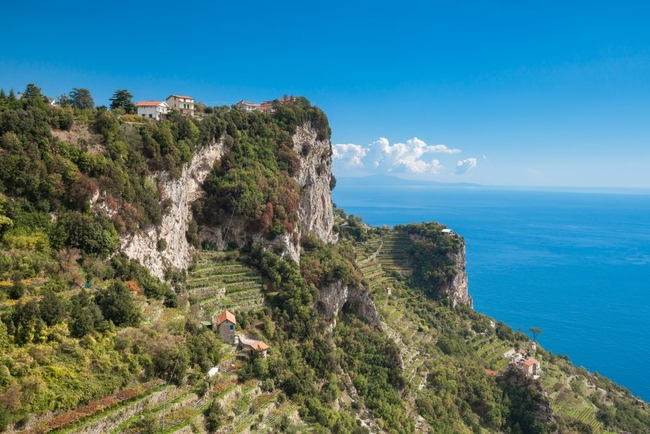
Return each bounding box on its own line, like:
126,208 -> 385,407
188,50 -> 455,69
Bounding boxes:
95,281 -> 141,327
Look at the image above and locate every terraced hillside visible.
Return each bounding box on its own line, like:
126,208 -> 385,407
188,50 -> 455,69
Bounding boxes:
186,251 -> 266,319
357,231 -> 434,431
40,365 -> 304,434
33,249 -> 305,434
358,228 -> 617,434
540,365 -> 604,433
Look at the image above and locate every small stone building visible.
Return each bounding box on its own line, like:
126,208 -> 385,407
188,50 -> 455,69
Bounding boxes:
215,310 -> 237,344
166,94 -> 195,117
237,335 -> 269,358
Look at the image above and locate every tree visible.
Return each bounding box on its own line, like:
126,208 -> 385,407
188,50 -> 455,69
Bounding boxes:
204,400 -> 223,432
12,300 -> 45,345
39,289 -> 66,326
21,83 -> 46,108
529,327 -> 543,342
69,290 -> 106,338
8,271 -> 25,300
194,101 -> 206,114
69,88 -> 94,109
109,89 -> 135,114
57,94 -> 73,107
95,280 -> 141,327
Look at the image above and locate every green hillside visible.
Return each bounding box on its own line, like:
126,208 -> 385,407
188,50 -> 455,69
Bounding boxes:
0,84 -> 648,433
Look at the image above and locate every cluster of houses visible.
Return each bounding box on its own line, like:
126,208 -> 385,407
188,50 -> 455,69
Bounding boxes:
234,96 -> 295,113
135,94 -> 195,120
134,94 -> 295,121
503,343 -> 541,379
212,309 -> 269,358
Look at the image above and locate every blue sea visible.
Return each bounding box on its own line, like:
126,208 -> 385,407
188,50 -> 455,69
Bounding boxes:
333,179 -> 650,400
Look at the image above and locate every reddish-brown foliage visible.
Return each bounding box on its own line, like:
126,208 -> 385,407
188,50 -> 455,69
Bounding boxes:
28,387 -> 143,433
124,280 -> 141,294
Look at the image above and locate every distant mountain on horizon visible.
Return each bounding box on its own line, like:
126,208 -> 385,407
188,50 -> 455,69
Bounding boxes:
335,173 -> 483,188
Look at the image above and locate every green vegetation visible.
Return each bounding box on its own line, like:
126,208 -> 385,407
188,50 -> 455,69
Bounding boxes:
195,97 -> 331,239
0,83 -> 647,433
341,218 -> 650,433
398,222 -> 463,301
109,89 -> 135,114
0,84 -> 230,430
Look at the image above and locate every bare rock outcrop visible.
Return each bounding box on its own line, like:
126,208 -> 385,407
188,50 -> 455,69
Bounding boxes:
200,223 -> 301,265
443,243 -> 473,308
315,280 -> 380,328
292,124 -> 337,245
119,140 -> 224,280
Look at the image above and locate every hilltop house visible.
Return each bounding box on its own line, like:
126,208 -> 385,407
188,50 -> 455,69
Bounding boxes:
441,228 -> 456,236
258,101 -> 275,113
135,101 -> 169,120
215,310 -> 237,344
166,94 -> 195,117
235,100 -> 259,112
237,335 -> 269,358
520,358 -> 541,377
233,96 -> 295,114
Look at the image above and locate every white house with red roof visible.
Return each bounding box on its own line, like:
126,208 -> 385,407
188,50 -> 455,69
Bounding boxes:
135,101 -> 169,120
166,94 -> 195,117
215,310 -> 237,343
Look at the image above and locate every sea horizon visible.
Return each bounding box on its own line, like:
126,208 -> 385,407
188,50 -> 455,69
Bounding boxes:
335,174 -> 650,196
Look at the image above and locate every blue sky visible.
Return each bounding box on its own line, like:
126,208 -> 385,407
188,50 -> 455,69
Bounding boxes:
3,1 -> 650,187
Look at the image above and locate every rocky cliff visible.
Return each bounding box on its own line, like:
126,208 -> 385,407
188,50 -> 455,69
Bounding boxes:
118,121 -> 336,278
315,281 -> 380,329
405,229 -> 473,309
444,243 -> 473,308
292,124 -> 337,245
199,123 -> 336,264
117,140 -> 224,280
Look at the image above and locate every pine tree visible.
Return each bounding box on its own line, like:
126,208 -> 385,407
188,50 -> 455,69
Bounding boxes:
69,88 -> 94,109
109,89 -> 135,114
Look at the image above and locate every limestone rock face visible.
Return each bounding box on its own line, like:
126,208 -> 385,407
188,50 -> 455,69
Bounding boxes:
199,123 -> 337,264
200,223 -> 301,265
444,243 -> 473,308
292,124 -> 337,245
315,280 -> 380,327
119,140 -> 224,280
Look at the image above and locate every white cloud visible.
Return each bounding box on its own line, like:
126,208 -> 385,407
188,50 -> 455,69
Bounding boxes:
332,137 -> 459,176
455,158 -> 477,175
332,143 -> 367,169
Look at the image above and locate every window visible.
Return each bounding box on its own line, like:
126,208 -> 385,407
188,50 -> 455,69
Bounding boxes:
149,114 -> 152,118
229,324 -> 234,330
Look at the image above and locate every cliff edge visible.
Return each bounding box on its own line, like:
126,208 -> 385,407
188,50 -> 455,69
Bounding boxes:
444,241 -> 473,308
